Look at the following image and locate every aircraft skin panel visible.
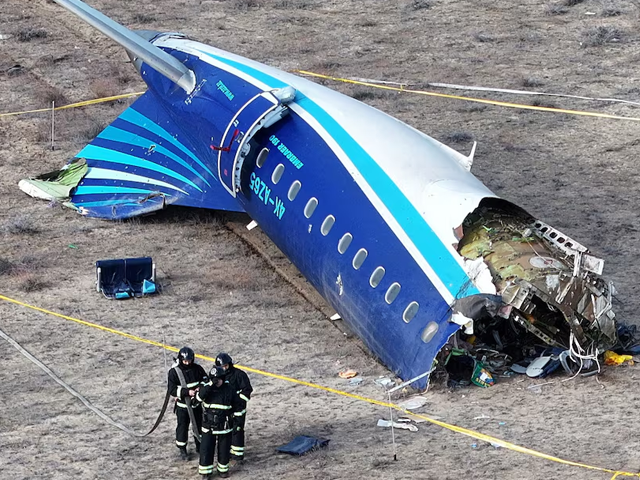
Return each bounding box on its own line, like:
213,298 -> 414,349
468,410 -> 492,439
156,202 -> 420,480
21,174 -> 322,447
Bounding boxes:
69,90 -> 244,218
96,125 -> 212,187
173,39 -> 494,230
233,112 -> 457,382
171,40 -> 482,301
138,51 -> 461,381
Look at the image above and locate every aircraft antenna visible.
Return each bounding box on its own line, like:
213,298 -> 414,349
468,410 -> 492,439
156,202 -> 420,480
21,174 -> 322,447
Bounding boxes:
51,0 -> 196,93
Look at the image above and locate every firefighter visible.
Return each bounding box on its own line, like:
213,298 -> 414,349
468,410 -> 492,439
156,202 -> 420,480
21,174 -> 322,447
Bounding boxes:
196,366 -> 236,478
215,352 -> 253,464
167,346 -> 207,460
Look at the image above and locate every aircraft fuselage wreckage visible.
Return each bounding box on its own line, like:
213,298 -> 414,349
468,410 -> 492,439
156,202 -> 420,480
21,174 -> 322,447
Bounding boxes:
24,0 -> 620,387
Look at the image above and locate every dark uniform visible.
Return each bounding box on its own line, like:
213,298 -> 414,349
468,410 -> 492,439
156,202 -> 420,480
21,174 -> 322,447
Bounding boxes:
216,353 -> 253,462
167,347 -> 207,457
196,367 -> 237,478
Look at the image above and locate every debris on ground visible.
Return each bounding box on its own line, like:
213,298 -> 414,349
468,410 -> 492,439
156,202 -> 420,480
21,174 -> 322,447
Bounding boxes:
604,350 -> 633,366
96,257 -> 157,299
431,202 -> 640,387
397,396 -> 428,410
276,435 -> 330,455
338,369 -> 358,379
348,376 -> 364,386
377,419 -> 418,432
375,377 -> 394,389
18,158 -> 87,203
400,416 -> 429,424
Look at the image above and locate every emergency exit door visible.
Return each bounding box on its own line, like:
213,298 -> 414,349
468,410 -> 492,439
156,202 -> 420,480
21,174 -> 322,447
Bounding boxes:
217,89 -> 292,196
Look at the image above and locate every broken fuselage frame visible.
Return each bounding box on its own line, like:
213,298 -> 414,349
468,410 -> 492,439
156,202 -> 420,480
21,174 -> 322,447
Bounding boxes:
457,200 -> 617,355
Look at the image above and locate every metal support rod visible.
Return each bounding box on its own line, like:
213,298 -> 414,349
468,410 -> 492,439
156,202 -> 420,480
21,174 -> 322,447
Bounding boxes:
162,330 -> 168,371
50,101 -> 55,150
388,367 -> 434,394
387,390 -> 398,461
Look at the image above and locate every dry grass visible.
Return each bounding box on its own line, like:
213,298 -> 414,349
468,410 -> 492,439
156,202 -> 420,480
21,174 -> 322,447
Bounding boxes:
410,0 -> 433,9
231,0 -> 262,10
350,89 -> 390,101
0,255 -> 45,276
90,78 -> 121,99
581,26 -> 625,47
0,258 -> 14,276
131,13 -> 156,24
19,276 -> 49,292
459,104 -> 488,113
2,216 -> 40,234
545,3 -> 571,15
76,121 -> 106,142
601,7 -> 623,16
473,32 -> 495,43
34,120 -> 52,143
273,0 -> 316,8
444,131 -> 475,143
531,99 -> 558,108
16,27 -> 47,42
35,86 -> 67,107
522,77 -> 544,88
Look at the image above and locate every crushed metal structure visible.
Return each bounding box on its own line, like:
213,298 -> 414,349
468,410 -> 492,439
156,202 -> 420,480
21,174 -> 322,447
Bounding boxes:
441,201 -> 618,383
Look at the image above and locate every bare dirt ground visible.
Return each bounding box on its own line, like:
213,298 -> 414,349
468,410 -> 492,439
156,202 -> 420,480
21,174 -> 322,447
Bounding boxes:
2,1 -> 640,479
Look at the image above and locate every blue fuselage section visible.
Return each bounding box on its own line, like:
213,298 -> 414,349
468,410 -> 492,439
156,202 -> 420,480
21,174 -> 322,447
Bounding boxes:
73,45 -> 463,387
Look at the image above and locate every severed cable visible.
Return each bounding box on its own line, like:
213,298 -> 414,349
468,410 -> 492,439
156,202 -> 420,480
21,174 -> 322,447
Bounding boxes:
0,325 -> 170,437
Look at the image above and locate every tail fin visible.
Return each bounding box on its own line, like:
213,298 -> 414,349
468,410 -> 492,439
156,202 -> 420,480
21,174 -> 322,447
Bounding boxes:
51,0 -> 195,93
62,91 -> 243,219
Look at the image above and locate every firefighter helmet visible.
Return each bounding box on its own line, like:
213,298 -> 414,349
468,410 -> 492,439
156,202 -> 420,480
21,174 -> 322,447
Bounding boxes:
215,352 -> 233,367
209,366 -> 226,379
178,346 -> 195,364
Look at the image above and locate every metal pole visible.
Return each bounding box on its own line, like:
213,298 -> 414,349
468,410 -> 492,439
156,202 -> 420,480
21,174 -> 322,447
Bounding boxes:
50,101 -> 55,150
388,367 -> 434,394
162,330 -> 168,371
387,390 -> 397,461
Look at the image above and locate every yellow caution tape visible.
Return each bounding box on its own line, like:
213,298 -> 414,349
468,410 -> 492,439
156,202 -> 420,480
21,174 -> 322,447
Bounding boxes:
0,70 -> 638,125
0,292 -> 636,479
0,92 -> 145,118
295,70 -> 640,123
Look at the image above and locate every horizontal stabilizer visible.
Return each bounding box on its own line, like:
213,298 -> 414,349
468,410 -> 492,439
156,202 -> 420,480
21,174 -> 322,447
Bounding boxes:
45,91 -> 244,219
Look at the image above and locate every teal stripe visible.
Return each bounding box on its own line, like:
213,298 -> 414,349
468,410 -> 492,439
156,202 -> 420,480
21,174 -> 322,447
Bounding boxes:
78,144 -> 201,192
197,50 -> 476,297
74,186 -> 170,196
98,126 -> 210,187
200,51 -> 289,90
74,199 -> 140,207
119,108 -> 215,178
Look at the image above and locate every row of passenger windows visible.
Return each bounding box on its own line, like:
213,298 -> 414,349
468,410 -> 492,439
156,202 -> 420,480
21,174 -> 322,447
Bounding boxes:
256,147 -> 438,343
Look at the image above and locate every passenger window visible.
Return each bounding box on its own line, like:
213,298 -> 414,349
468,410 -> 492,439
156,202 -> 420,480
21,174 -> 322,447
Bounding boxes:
369,267 -> 385,288
321,215 -> 335,236
403,301 -> 419,323
256,148 -> 269,168
272,163 -> 285,184
421,322 -> 439,343
304,198 -> 318,218
288,180 -> 301,201
338,233 -> 353,254
352,248 -> 368,270
385,283 -> 401,304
